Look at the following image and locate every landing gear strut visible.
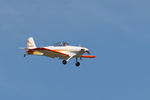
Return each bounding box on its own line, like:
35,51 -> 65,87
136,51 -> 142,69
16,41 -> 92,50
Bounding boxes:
62,60 -> 67,64
75,57 -> 80,67
62,58 -> 80,67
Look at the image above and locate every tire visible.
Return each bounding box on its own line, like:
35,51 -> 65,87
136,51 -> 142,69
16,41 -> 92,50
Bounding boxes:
76,62 -> 80,67
62,60 -> 67,64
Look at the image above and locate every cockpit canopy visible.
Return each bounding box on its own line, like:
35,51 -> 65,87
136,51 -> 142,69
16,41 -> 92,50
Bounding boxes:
52,42 -> 69,46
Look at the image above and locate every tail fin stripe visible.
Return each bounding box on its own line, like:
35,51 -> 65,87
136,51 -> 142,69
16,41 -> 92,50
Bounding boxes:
27,37 -> 36,49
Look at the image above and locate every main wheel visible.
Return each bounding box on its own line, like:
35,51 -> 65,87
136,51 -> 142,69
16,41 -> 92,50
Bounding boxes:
24,54 -> 26,57
76,62 -> 80,67
62,60 -> 67,64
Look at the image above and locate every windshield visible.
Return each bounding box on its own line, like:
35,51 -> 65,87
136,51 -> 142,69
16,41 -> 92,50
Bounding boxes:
52,42 -> 69,46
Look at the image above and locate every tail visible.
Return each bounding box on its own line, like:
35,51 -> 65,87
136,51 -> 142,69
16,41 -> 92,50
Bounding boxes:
27,37 -> 37,49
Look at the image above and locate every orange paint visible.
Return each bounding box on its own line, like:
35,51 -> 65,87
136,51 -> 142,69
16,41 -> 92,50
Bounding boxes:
81,55 -> 96,58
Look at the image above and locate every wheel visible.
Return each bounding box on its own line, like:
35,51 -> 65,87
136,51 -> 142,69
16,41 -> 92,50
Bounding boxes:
24,54 -> 26,57
76,62 -> 80,67
62,60 -> 67,64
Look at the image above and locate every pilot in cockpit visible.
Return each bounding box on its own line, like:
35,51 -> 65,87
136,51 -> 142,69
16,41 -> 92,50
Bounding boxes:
63,43 -> 67,46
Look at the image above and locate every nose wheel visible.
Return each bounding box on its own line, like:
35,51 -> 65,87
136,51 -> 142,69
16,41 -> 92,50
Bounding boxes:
75,57 -> 80,67
62,60 -> 67,64
76,62 -> 80,67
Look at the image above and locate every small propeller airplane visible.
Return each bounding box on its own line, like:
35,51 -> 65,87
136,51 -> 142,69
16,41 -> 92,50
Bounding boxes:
21,37 -> 96,67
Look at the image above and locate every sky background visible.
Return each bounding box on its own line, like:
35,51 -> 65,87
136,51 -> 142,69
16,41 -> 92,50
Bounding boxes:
0,0 -> 150,100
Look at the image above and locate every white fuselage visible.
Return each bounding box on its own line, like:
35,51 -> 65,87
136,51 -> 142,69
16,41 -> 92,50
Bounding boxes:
44,46 -> 88,56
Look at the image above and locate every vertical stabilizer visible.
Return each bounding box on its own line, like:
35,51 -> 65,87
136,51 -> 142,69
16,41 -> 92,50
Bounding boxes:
27,37 -> 36,49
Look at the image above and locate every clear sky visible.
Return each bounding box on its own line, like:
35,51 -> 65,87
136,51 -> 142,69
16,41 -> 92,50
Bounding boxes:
0,0 -> 150,100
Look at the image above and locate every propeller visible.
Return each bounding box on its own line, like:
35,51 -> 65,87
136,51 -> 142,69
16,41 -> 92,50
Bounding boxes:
79,49 -> 91,60
81,49 -> 91,55
86,50 -> 91,55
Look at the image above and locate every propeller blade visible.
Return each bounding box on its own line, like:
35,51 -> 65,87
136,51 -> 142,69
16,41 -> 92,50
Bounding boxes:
86,50 -> 91,55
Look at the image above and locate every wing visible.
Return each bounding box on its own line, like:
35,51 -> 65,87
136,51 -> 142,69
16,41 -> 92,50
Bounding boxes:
31,47 -> 74,60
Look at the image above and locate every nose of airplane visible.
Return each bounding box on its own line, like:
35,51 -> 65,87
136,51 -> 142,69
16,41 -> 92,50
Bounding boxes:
82,48 -> 91,55
81,48 -> 88,51
85,47 -> 88,50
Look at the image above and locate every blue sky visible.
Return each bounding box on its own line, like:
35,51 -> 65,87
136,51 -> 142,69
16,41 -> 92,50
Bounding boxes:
0,0 -> 150,100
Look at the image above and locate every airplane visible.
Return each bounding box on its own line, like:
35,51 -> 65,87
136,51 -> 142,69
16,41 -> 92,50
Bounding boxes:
21,37 -> 96,67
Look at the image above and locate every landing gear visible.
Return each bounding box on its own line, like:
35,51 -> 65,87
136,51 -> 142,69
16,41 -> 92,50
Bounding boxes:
62,58 -> 80,67
75,57 -> 80,67
24,54 -> 26,57
62,60 -> 67,64
76,62 -> 80,67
